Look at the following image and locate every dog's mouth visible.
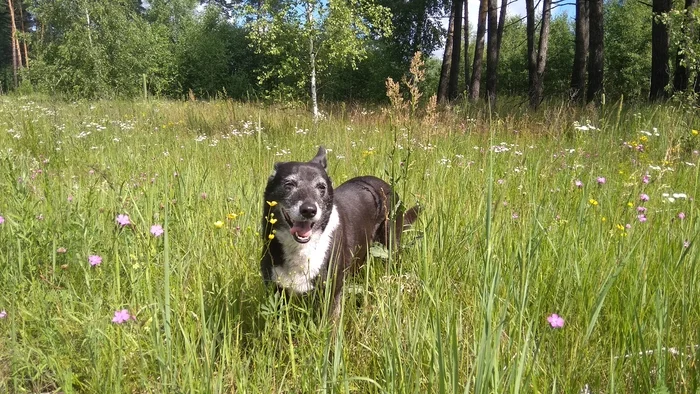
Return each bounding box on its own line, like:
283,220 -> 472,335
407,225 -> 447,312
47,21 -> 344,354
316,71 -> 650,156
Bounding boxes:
281,208 -> 315,244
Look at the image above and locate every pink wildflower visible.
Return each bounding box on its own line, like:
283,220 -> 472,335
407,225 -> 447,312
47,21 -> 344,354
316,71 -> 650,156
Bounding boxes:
547,313 -> 565,328
150,224 -> 164,237
88,255 -> 102,267
575,180 -> 583,188
678,212 -> 685,220
637,206 -> 647,213
642,174 -> 650,184
684,240 -> 690,248
596,177 -> 606,185
112,309 -> 131,324
640,194 -> 649,202
637,214 -> 647,223
0,215 -> 4,224
0,310 -> 6,319
116,214 -> 131,227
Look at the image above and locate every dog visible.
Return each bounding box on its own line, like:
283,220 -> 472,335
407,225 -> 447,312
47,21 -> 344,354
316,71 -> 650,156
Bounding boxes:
260,146 -> 419,319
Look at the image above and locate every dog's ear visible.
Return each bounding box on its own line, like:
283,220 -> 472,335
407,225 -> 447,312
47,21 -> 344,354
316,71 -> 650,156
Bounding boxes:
310,146 -> 327,169
269,162 -> 280,179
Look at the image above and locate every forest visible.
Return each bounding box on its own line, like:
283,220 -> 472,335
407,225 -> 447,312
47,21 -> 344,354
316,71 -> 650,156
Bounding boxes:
1,0 -> 698,109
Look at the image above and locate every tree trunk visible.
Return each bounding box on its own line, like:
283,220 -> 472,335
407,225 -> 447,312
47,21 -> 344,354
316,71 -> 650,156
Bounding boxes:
469,0 -> 487,101
463,0 -> 470,96
650,0 -> 671,101
571,0 -> 589,101
485,0 -> 498,104
526,0 -> 537,104
496,0 -> 507,53
438,2 -> 456,104
530,0 -> 552,108
18,0 -> 28,68
672,0 -> 696,92
448,0 -> 463,100
8,0 -> 20,88
586,0 -> 604,103
306,3 -> 319,119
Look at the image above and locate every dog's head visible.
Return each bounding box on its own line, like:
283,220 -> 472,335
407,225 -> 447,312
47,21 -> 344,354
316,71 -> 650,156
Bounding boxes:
263,146 -> 334,244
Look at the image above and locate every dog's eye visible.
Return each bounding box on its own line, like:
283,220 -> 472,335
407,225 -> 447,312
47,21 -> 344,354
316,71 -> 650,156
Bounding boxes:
284,180 -> 297,191
316,183 -> 326,195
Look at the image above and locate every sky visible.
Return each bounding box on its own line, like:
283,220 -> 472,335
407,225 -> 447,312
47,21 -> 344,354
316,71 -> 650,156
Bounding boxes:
433,0 -> 576,57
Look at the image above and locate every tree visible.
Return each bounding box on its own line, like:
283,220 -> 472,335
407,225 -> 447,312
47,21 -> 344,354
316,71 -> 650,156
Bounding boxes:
650,0 -> 671,100
469,0 -> 487,100
437,1 -> 456,103
526,0 -> 552,108
463,0 -> 470,96
248,0 -> 392,119
672,0 -> 698,93
586,0 -> 604,103
448,0 -> 463,100
485,0 -> 498,103
570,0 -> 588,101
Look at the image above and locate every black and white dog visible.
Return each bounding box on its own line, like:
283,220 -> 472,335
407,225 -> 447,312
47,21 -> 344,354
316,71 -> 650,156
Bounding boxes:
260,146 -> 419,318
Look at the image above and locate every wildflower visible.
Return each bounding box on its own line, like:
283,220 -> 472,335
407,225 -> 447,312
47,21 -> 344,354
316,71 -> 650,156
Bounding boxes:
88,255 -> 102,267
616,224 -> 625,231
200,192 -> 207,200
112,309 -> 131,324
678,212 -> 686,220
575,180 -> 583,188
597,177 -> 606,185
589,199 -> 598,206
150,224 -> 164,237
269,218 -> 278,224
637,206 -> 647,213
57,247 -> 67,254
67,195 -> 74,202
640,194 -> 649,202
625,224 -> 632,229
0,310 -> 6,319
226,213 -> 238,220
637,214 -> 647,223
214,220 -> 225,229
684,240 -> 690,248
116,214 -> 131,227
266,201 -> 278,207
268,233 -> 275,240
627,202 -> 634,207
547,313 -> 565,328
640,135 -> 648,142
511,212 -> 519,220
642,174 -> 650,184
0,215 -> 4,224
692,129 -> 698,136
601,217 -> 607,222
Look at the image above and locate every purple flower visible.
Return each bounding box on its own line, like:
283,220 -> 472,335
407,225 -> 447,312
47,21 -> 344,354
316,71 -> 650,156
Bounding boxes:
88,255 -> 102,267
678,212 -> 686,220
637,206 -> 647,213
511,212 -> 519,220
116,214 -> 131,227
684,240 -> 690,248
150,224 -> 164,237
0,310 -> 6,319
0,215 -> 4,224
112,309 -> 131,324
642,174 -> 650,184
200,192 -> 207,200
547,313 -> 565,328
625,224 -> 632,229
640,194 -> 649,202
497,179 -> 505,185
575,180 -> 583,188
67,195 -> 74,203
597,177 -> 606,185
637,214 -> 647,223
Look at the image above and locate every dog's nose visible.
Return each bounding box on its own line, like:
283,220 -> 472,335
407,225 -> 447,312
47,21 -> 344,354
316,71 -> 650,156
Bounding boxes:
299,203 -> 317,219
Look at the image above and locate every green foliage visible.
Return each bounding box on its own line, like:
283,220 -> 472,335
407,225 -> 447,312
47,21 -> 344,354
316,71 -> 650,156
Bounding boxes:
247,0 -> 392,101
28,0 -> 179,98
604,0 -> 653,101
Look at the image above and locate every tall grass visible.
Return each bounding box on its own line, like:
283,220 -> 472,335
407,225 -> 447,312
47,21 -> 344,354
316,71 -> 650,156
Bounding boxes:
0,96 -> 698,393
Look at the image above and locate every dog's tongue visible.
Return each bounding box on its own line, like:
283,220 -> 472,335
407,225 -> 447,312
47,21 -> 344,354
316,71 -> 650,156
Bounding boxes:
291,221 -> 312,238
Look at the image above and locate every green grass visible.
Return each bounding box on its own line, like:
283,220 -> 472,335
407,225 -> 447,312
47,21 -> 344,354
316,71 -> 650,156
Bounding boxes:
0,96 -> 699,393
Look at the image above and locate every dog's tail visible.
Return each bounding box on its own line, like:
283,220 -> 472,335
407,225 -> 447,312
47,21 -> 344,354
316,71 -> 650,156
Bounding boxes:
402,205 -> 421,229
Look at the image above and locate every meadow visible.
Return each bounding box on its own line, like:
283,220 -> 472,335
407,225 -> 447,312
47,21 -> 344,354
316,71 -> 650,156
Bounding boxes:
0,95 -> 698,393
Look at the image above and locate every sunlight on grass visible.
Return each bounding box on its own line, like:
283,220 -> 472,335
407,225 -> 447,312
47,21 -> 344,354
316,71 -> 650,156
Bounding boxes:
0,96 -> 698,392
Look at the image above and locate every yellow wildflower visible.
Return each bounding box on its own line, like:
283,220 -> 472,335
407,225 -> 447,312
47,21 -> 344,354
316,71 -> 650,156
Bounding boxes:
214,220 -> 225,228
227,213 -> 238,220
692,129 -> 698,136
640,135 -> 648,142
266,201 -> 278,207
616,224 -> 625,231
601,217 -> 607,222
268,233 -> 275,240
627,202 -> 633,207
269,218 -> 278,224
589,199 -> 599,206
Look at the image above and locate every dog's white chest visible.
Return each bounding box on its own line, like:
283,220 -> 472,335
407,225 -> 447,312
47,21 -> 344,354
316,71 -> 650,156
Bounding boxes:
272,207 -> 340,293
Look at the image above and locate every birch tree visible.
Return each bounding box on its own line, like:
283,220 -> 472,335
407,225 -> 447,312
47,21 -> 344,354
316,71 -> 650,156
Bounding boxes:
249,0 -> 392,119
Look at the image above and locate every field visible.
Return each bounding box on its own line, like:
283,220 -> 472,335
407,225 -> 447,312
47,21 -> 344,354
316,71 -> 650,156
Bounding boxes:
0,96 -> 698,393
